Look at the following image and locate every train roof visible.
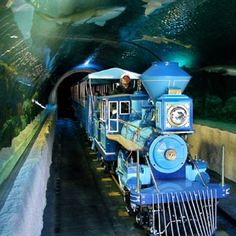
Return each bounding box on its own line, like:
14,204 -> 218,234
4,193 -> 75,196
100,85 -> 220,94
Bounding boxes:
99,94 -> 131,99
82,67 -> 141,84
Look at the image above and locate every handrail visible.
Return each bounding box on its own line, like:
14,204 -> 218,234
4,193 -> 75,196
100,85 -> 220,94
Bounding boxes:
190,156 -> 208,188
145,155 -> 160,193
118,118 -> 142,131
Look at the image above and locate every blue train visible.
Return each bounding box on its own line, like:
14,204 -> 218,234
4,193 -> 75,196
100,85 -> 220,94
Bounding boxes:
71,62 -> 230,236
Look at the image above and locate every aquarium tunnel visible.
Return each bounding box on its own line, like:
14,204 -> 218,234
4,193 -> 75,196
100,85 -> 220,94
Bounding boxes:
0,0 -> 236,235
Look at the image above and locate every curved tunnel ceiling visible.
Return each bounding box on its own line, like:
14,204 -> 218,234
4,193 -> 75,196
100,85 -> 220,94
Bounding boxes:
1,0 -> 236,76
0,0 -> 236,147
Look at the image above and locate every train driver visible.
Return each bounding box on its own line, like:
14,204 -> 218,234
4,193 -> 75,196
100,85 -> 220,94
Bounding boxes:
111,74 -> 134,94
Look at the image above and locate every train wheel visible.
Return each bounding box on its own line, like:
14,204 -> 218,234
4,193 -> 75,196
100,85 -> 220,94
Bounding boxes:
123,186 -> 135,216
136,207 -> 150,227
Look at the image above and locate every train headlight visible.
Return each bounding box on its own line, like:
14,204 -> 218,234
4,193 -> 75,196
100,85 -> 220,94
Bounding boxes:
167,104 -> 189,128
156,96 -> 193,132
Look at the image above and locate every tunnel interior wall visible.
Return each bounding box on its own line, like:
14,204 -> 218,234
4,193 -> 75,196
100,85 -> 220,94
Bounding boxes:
0,109 -> 56,236
188,124 -> 236,182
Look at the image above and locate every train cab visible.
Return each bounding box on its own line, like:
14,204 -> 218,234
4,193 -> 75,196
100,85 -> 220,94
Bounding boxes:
71,67 -> 141,161
93,95 -> 131,161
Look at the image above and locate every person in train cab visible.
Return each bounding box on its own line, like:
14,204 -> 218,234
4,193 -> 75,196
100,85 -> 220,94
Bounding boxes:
111,74 -> 134,94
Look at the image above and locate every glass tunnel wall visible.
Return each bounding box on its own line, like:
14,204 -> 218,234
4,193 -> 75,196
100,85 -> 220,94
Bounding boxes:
0,7 -> 49,148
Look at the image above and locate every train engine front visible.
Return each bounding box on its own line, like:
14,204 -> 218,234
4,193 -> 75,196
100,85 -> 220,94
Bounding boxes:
115,62 -> 230,236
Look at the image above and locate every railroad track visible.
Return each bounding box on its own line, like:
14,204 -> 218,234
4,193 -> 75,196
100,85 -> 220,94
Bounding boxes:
108,170 -> 236,236
41,120 -> 236,236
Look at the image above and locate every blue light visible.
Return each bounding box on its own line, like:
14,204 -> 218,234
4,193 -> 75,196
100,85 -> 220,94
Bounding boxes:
84,56 -> 93,66
73,53 -> 102,70
164,52 -> 196,68
16,76 -> 32,87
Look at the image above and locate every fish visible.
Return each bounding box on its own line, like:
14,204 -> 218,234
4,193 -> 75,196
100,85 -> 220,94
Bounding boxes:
11,1 -> 34,39
134,35 -> 192,49
201,66 -> 236,77
0,0 -> 15,8
37,6 -> 126,27
142,0 -> 175,16
44,47 -> 57,72
11,2 -> 33,13
17,80 -> 32,87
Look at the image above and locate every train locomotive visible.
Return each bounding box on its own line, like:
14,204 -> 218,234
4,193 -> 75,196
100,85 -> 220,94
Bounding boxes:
72,62 -> 230,236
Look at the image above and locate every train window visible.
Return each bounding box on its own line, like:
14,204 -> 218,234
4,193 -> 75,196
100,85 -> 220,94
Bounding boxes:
96,100 -> 101,118
120,101 -> 130,114
101,100 -> 106,121
109,101 -> 118,119
109,101 -> 118,132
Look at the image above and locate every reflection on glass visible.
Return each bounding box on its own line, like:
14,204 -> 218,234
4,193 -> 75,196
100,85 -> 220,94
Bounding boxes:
120,101 -> 130,114
109,101 -> 118,119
